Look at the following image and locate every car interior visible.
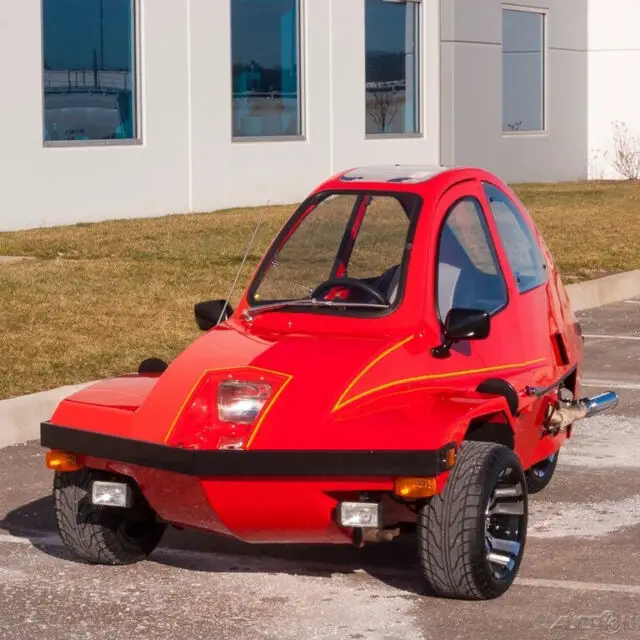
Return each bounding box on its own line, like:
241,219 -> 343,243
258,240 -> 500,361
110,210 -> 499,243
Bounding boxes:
347,219 -> 508,319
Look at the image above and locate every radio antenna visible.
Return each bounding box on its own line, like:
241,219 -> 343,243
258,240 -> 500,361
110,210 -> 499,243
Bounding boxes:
217,202 -> 269,324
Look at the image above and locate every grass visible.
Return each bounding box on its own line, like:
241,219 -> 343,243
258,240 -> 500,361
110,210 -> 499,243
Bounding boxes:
1,180 -> 639,400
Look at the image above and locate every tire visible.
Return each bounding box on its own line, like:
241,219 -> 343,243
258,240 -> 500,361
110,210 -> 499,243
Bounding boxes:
417,441 -> 528,600
53,468 -> 167,565
525,451 -> 559,494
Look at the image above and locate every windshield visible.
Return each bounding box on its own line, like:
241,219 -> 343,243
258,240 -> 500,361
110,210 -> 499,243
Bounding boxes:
248,190 -> 422,314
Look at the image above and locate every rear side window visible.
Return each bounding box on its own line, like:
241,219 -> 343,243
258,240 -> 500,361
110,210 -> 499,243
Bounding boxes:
482,183 -> 548,293
436,197 -> 508,320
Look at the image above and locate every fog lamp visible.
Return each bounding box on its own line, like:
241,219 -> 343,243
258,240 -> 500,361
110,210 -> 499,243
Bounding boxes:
337,502 -> 381,528
91,481 -> 132,508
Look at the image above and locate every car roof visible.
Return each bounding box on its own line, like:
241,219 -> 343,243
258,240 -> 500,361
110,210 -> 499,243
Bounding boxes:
312,164 -> 501,201
338,164 -> 451,185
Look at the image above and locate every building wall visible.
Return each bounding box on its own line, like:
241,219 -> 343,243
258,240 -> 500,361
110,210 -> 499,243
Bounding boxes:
0,1 -> 192,231
0,0 -> 592,232
587,0 -> 640,179
189,0 -> 440,213
189,0 -> 330,214
0,0 -> 441,232
442,0 -> 588,183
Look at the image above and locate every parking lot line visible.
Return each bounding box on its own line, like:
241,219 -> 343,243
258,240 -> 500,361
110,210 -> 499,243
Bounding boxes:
582,379 -> 640,390
0,532 -> 59,546
515,577 -> 640,595
583,334 -> 640,341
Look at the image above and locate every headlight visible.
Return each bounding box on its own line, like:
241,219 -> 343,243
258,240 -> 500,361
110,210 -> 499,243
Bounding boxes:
217,380 -> 272,424
165,368 -> 289,450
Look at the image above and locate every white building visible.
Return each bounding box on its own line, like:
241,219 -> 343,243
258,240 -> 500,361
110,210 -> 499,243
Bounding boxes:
0,0 -> 633,231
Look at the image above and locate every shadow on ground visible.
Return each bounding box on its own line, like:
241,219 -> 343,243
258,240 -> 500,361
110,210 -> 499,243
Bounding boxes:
1,496 -> 426,596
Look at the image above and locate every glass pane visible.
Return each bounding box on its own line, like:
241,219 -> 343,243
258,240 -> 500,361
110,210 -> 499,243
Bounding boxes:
502,9 -> 544,132
437,198 -> 508,319
365,0 -> 420,135
231,0 -> 301,138
255,195 -> 358,302
482,183 -> 548,293
252,191 -> 419,307
348,196 -> 411,280
42,0 -> 136,142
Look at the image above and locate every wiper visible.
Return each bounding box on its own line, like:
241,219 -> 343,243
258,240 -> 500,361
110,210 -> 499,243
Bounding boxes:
243,298 -> 389,320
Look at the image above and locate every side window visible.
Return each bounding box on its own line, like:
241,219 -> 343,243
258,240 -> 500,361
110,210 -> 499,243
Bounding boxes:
482,183 -> 548,293
436,198 -> 508,320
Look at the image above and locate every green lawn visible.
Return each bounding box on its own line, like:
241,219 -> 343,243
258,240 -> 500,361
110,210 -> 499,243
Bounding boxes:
1,180 -> 639,400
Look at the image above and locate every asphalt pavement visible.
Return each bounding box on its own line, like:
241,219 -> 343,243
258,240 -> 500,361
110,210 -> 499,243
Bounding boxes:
1,297 -> 639,640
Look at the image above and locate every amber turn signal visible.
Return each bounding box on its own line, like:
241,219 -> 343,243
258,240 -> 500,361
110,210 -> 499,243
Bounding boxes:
45,450 -> 84,472
444,446 -> 457,469
394,477 -> 438,499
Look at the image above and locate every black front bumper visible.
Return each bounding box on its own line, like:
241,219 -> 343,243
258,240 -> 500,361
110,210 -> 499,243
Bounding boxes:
40,422 -> 456,478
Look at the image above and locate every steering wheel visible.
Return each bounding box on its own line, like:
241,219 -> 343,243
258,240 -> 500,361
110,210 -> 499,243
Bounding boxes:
310,277 -> 388,305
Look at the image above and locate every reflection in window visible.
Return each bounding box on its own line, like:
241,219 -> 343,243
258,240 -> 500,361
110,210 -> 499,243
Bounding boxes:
42,0 -> 137,142
365,0 -> 420,136
502,9 -> 545,132
482,183 -> 548,293
437,198 -> 508,320
252,192 -> 419,307
254,195 -> 359,302
231,0 -> 301,138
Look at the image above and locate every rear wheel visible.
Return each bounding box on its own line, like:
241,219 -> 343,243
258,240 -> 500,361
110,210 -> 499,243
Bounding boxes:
53,468 -> 166,565
417,441 -> 527,600
525,451 -> 559,494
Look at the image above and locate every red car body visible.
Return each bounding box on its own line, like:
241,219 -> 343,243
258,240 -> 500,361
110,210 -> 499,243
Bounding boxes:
42,165 -> 589,547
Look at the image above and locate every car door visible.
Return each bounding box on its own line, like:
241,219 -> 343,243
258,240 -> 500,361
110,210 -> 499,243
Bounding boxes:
431,181 -> 525,372
431,180 -> 555,466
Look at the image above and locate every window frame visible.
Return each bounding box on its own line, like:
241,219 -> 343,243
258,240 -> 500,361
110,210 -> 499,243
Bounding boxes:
433,195 -> 510,326
364,0 -> 423,140
501,4 -> 548,137
481,181 -> 549,295
246,188 -> 423,318
230,0 -> 305,143
41,0 -> 143,148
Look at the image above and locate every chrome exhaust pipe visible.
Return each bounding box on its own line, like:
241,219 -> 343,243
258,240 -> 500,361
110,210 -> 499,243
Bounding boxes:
546,390 -> 619,433
582,391 -> 619,417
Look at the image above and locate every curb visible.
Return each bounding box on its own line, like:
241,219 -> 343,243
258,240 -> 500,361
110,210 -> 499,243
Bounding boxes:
1,269 -> 638,450
565,269 -> 640,312
0,382 -> 95,449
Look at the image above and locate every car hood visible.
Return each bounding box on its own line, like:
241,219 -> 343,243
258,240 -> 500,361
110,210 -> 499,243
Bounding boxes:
54,320 -> 419,446
50,318 -> 526,452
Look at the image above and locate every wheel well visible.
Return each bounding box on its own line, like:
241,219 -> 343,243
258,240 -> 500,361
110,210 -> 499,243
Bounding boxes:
464,415 -> 515,450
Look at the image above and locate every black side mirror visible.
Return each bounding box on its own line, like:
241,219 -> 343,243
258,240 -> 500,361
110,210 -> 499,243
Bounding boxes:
194,299 -> 234,331
432,308 -> 491,358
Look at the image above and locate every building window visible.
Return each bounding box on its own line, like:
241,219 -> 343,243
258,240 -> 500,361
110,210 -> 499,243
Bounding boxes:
502,7 -> 545,133
482,183 -> 548,293
231,0 -> 301,139
42,0 -> 137,143
365,0 -> 420,136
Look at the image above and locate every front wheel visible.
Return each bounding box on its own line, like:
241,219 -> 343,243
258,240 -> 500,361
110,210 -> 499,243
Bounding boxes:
53,469 -> 167,565
417,441 -> 528,600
